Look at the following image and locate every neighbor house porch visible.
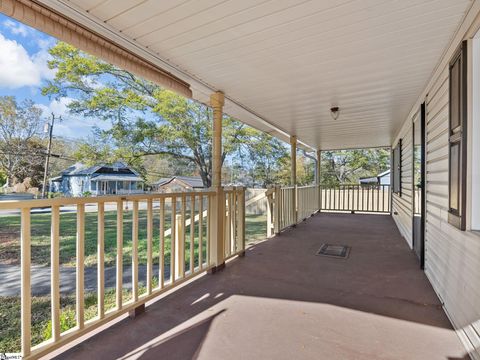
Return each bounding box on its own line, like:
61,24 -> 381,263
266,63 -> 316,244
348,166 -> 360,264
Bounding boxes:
51,213 -> 467,360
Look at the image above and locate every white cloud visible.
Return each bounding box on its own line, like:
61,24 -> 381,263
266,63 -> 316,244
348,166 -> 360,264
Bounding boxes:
0,33 -> 42,88
0,32 -> 56,89
3,19 -> 31,37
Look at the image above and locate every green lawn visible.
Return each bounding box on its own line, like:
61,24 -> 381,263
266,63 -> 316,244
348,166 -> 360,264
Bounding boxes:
0,209 -> 266,267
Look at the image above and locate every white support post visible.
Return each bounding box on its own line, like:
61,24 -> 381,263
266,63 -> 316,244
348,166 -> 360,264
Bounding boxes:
290,136 -> 298,224
317,149 -> 322,212
209,91 -> 226,272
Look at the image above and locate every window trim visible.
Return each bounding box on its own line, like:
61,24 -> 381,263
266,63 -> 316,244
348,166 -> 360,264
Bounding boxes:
447,41 -> 468,231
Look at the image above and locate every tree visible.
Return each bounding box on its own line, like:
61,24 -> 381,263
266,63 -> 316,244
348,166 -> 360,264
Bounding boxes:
43,42 -> 265,187
320,148 -> 390,185
0,96 -> 45,186
234,132 -> 289,187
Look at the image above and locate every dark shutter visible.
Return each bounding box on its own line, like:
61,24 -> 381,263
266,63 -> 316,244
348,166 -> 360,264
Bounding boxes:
448,41 -> 467,230
393,139 -> 402,195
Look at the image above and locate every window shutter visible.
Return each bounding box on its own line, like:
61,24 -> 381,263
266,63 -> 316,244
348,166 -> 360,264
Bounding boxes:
448,41 -> 468,230
393,139 -> 402,195
0,0 -> 192,98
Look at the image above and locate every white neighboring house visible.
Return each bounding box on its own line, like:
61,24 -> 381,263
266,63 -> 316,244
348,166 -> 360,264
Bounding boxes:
49,161 -> 144,197
359,170 -> 390,186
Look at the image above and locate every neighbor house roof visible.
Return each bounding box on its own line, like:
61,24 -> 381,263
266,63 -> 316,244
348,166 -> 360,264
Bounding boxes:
359,169 -> 391,184
59,161 -> 140,177
154,176 -> 205,189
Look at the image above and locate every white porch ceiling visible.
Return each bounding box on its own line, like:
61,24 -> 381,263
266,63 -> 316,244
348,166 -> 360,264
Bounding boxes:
41,0 -> 473,150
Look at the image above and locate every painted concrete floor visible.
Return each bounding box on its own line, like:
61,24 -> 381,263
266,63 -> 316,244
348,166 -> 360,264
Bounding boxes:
53,213 -> 469,360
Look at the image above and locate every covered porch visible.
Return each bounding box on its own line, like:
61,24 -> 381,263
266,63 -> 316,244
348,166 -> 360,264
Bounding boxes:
0,0 -> 479,359
53,213 -> 467,360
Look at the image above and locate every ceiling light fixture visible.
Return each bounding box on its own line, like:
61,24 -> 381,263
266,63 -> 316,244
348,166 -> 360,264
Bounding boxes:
330,106 -> 339,120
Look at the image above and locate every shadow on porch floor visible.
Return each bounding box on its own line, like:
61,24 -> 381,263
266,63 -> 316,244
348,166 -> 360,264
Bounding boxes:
54,213 -> 469,360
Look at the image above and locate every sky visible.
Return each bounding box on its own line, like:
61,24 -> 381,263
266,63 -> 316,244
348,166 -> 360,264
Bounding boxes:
0,13 -> 110,139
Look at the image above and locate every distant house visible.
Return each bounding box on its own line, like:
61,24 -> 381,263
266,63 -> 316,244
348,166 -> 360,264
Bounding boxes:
359,169 -> 390,186
153,176 -> 205,193
49,162 -> 144,197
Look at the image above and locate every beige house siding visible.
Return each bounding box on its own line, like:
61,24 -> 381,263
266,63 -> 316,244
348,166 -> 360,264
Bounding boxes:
392,5 -> 480,358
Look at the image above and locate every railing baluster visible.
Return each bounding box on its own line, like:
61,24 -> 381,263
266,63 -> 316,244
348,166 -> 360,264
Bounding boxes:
237,188 -> 245,253
132,200 -> 139,302
146,199 -> 153,295
170,197 -> 176,284
199,195 -> 203,270
206,195 -> 211,266
182,195 -> 186,277
76,204 -> 85,327
190,195 -> 195,274
159,198 -> 165,288
98,202 -> 105,318
116,200 -> 123,310
377,185 -> 380,212
231,190 -> 236,253
51,205 -> 60,341
225,192 -> 231,255
21,208 -> 31,357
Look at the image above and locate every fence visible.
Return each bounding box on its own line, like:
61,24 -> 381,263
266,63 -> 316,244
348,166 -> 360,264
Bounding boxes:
0,186 -> 245,359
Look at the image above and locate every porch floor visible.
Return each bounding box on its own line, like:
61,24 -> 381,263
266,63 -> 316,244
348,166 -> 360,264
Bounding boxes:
55,213 -> 468,360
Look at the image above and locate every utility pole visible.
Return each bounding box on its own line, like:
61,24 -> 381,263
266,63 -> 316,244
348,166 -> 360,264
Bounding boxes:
41,113 -> 57,199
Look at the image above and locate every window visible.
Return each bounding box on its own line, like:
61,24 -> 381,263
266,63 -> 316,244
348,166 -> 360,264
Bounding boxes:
392,139 -> 402,195
448,41 -> 468,230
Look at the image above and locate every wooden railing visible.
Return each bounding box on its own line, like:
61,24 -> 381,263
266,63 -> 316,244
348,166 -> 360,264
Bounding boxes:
266,185 -> 319,236
320,184 -> 391,213
266,184 -> 391,235
0,186 -> 245,359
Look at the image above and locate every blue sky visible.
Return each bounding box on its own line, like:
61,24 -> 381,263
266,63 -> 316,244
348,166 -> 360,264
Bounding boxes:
0,13 -> 110,139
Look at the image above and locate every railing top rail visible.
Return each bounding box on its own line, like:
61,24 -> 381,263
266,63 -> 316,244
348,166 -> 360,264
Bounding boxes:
0,189 -> 216,210
319,184 -> 391,187
297,185 -> 318,189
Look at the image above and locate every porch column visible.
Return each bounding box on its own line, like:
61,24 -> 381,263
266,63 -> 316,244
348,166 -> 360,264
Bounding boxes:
290,136 -> 297,224
209,91 -> 225,272
317,149 -> 321,212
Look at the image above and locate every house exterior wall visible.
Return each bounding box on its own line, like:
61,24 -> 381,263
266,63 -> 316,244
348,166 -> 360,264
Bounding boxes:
62,176 -> 89,197
379,173 -> 390,185
392,4 -> 480,358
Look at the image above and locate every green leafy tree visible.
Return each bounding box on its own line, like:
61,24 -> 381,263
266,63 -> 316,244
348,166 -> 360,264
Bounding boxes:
43,42 -> 273,187
320,148 -> 390,185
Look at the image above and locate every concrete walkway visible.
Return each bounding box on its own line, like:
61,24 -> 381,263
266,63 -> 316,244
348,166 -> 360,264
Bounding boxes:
0,264 -> 171,296
55,213 -> 470,360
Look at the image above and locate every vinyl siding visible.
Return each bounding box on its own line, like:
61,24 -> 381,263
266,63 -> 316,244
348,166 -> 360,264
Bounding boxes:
392,15 -> 480,357
424,64 -> 480,360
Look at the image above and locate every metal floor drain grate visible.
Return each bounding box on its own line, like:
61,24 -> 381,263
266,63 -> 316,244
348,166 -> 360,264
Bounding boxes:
316,244 -> 351,259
